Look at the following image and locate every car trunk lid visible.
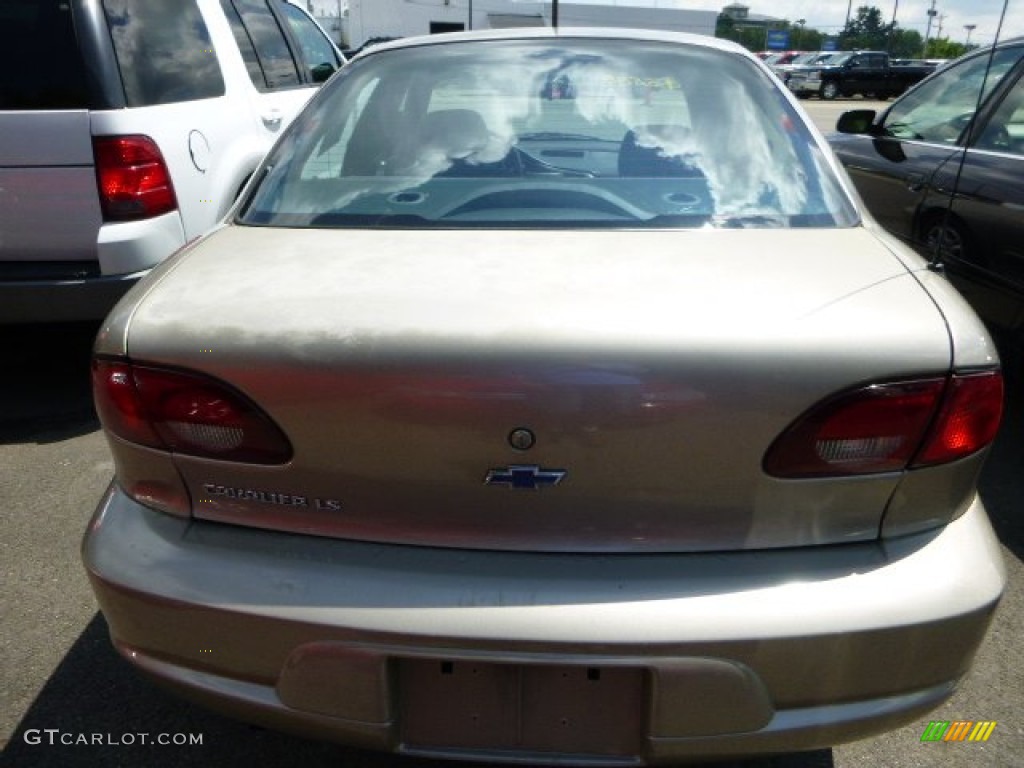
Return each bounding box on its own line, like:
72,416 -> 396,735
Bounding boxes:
114,225 -> 953,552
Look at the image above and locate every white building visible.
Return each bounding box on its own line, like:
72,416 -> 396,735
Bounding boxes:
308,1 -> 717,51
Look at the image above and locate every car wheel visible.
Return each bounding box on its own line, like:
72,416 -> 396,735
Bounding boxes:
922,215 -> 982,266
820,81 -> 840,100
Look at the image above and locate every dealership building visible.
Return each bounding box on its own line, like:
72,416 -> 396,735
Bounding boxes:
307,1 -> 718,51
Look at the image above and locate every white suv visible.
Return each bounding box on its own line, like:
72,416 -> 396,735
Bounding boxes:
0,0 -> 342,323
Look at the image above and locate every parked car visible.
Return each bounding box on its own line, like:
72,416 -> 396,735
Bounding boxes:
343,35 -> 402,58
761,50 -> 807,67
830,37 -> 1024,335
891,58 -> 942,68
787,51 -> 932,99
84,29 -> 1005,764
0,0 -> 343,323
772,52 -> 837,85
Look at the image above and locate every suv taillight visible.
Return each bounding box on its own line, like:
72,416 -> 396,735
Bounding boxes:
763,371 -> 1003,478
93,135 -> 178,221
93,360 -> 292,464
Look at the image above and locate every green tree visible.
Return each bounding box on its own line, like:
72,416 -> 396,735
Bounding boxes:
840,6 -> 888,50
925,37 -> 968,60
715,14 -> 774,53
715,12 -> 736,40
714,15 -> 831,54
839,6 -> 932,54
890,29 -> 924,57
785,20 -> 825,51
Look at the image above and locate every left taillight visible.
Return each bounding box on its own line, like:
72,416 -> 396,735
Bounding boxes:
92,360 -> 292,464
93,135 -> 178,221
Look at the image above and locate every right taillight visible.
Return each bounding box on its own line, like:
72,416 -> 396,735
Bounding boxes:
912,371 -> 1004,467
763,371 -> 1003,478
93,359 -> 292,464
93,135 -> 178,221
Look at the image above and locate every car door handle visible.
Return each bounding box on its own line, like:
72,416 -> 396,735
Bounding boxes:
262,109 -> 283,130
907,174 -> 927,192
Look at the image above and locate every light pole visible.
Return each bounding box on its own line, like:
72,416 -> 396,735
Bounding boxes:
964,23 -> 976,46
923,0 -> 937,56
843,0 -> 853,47
888,0 -> 899,52
795,18 -> 805,50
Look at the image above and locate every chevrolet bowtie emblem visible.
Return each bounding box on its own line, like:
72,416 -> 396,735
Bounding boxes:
484,465 -> 567,489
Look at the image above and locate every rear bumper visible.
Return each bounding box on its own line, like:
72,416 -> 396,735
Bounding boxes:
0,271 -> 141,323
83,485 -> 1005,763
1,210 -> 185,323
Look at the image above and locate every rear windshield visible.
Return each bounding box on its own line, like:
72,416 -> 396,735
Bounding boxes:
0,1 -> 90,110
240,38 -> 857,230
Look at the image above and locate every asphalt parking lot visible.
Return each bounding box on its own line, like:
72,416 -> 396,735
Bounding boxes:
1,100 -> 1022,768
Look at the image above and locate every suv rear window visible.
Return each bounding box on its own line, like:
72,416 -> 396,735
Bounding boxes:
102,0 -> 225,106
0,1 -> 90,109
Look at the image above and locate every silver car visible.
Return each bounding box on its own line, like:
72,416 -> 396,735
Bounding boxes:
84,29 -> 1005,764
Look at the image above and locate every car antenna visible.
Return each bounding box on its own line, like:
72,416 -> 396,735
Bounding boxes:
929,0 -> 1010,272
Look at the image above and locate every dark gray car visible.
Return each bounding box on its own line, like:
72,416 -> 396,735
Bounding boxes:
830,38 -> 1024,335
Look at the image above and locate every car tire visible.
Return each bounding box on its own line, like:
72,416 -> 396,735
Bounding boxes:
820,81 -> 840,100
921,214 -> 981,266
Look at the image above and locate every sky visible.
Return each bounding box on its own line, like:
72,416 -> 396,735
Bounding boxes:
309,1 -> 1024,47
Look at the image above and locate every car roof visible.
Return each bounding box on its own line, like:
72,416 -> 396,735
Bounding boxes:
352,26 -> 752,60
955,35 -> 1024,55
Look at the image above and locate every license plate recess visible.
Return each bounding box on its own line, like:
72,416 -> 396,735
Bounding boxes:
400,658 -> 645,757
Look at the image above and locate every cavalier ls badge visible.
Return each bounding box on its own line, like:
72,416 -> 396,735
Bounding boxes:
484,465 -> 567,490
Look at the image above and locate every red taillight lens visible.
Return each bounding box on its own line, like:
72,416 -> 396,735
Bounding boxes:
93,135 -> 177,220
913,371 -> 1004,467
93,360 -> 292,464
92,361 -> 163,447
764,371 -> 1003,478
